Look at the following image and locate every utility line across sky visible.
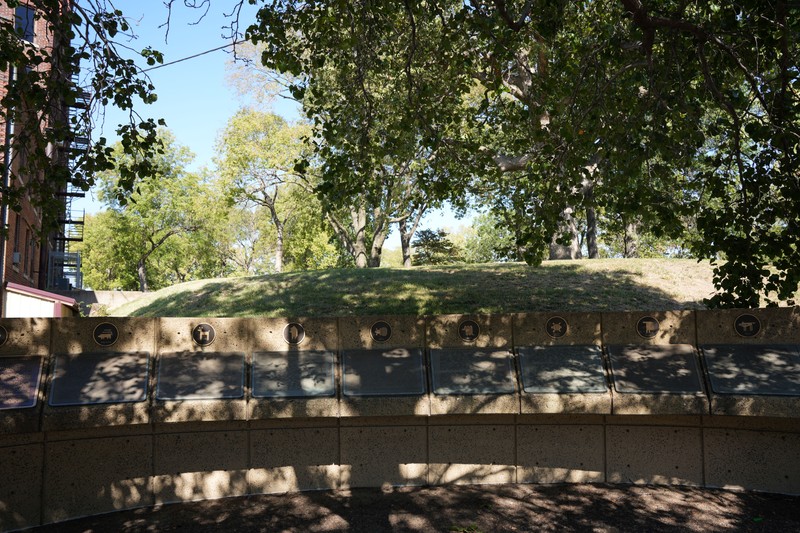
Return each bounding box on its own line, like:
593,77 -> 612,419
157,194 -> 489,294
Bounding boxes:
141,41 -> 240,72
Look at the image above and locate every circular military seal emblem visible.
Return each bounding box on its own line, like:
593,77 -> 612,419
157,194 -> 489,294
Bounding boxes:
192,323 -> 216,347
458,320 -> 481,342
283,322 -> 306,345
93,322 -> 119,347
734,314 -> 761,338
546,316 -> 569,339
636,316 -> 660,339
370,321 -> 392,343
0,325 -> 9,347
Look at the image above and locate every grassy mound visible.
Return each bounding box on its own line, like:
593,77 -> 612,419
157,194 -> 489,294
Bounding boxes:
110,259 -> 718,317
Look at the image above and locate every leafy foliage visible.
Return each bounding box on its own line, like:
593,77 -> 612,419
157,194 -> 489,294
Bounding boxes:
413,229 -> 463,266
88,130 -> 211,291
247,0 -> 800,306
0,0 -> 167,234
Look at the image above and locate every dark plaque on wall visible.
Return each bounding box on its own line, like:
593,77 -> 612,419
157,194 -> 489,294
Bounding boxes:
93,323 -> 119,347
157,351 -> 245,400
636,316 -> 660,339
606,344 -> 704,394
458,320 -> 481,342
545,316 -> 569,339
703,344 -> 800,396
430,348 -> 516,395
0,356 -> 43,410
283,323 -> 306,345
0,325 -> 8,347
518,345 -> 607,393
192,323 -> 216,347
342,348 -> 426,397
734,314 -> 761,338
370,321 -> 392,343
252,350 -> 335,398
49,352 -> 149,406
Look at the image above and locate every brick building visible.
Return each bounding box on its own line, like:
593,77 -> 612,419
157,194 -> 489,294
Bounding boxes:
0,2 -> 83,316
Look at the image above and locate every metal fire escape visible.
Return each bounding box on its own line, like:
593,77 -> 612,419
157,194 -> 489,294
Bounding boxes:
47,78 -> 88,290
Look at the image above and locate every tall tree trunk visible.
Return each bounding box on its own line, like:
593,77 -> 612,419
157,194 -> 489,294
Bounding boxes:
583,157 -> 600,259
274,224 -> 284,273
399,219 -> 413,267
585,205 -> 598,259
397,206 -> 427,268
137,258 -> 149,292
352,205 -> 369,268
624,221 -> 639,258
265,200 -> 285,273
549,207 -> 582,260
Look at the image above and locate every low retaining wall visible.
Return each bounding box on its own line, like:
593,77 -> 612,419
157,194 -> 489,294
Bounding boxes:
1,309 -> 799,531
51,290 -> 143,316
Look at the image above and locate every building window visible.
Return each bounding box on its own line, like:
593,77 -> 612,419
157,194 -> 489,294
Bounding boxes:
12,214 -> 20,254
23,228 -> 30,277
15,6 -> 36,43
29,239 -> 36,279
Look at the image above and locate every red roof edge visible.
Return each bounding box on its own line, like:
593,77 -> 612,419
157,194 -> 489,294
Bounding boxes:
5,282 -> 79,308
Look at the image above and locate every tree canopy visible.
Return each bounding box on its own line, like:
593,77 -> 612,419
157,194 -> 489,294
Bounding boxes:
246,0 -> 799,307
4,1 -> 798,306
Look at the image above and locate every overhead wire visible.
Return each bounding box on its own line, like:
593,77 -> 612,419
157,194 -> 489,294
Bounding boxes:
141,40 -> 242,73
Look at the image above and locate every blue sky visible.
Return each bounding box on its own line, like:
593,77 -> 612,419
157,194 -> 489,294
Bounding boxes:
78,1 -> 470,238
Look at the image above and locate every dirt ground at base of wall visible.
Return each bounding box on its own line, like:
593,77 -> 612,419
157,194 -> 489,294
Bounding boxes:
23,483 -> 800,533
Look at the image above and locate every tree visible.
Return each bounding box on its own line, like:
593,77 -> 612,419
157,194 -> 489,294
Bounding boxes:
248,0 -> 799,306
78,211 -> 139,290
0,0 -> 173,234
216,109 -> 313,273
245,7 -> 444,268
93,130 -> 207,291
460,212 -> 523,264
412,229 -> 463,266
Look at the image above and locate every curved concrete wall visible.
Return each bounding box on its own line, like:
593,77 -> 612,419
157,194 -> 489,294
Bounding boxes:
0,309 -> 799,530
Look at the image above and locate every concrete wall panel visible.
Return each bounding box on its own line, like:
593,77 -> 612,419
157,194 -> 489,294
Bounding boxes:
517,424 -> 605,483
711,395 -> 800,418
602,311 -> 696,345
51,317 -> 156,354
249,427 -> 340,493
340,426 -> 427,488
0,441 -> 43,531
612,393 -> 709,416
0,318 -> 50,355
43,319 -> 155,430
43,435 -> 153,524
157,318 -> 251,353
427,314 -> 512,349
0,318 -> 50,435
521,393 -> 611,414
248,318 -> 339,421
428,424 -> 515,485
153,428 -> 248,504
606,425 -> 703,486
696,307 -> 800,344
704,429 -> 800,494
251,317 -> 338,352
154,319 -> 249,423
339,315 -> 425,350
513,312 -> 602,346
430,394 -> 519,415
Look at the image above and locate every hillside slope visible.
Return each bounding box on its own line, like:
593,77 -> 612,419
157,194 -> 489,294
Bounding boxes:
110,259 -> 719,317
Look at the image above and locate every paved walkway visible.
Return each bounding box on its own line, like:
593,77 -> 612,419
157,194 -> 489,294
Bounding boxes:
26,484 -> 800,532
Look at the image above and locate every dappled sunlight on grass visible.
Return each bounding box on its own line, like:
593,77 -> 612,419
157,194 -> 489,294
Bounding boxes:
111,259 -> 719,318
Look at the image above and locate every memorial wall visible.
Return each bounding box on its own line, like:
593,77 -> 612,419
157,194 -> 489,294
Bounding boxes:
1,309 -> 800,530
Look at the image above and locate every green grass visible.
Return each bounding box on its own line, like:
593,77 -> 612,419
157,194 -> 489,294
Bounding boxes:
110,259 -> 720,317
